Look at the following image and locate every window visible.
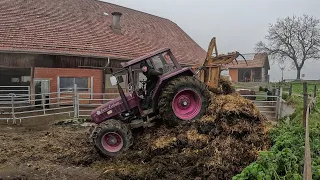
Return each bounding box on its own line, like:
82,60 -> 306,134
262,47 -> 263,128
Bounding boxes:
21,76 -> 31,82
151,55 -> 164,71
155,53 -> 176,74
59,77 -> 89,92
11,78 -> 20,83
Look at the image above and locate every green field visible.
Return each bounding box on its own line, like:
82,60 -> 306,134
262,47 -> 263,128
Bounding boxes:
233,81 -> 320,180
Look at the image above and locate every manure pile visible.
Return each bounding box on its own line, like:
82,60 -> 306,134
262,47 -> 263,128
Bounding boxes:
99,92 -> 270,180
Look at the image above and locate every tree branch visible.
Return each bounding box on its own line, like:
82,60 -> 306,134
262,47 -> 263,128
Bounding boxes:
255,14 -> 320,79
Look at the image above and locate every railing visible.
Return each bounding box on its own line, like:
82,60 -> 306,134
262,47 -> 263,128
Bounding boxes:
0,85 -> 114,124
58,87 -> 92,100
240,93 -> 279,120
302,82 -> 316,180
0,92 -> 74,124
77,92 -> 116,117
0,86 -> 30,103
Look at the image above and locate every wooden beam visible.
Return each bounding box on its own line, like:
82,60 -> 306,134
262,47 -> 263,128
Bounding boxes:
303,82 -> 308,127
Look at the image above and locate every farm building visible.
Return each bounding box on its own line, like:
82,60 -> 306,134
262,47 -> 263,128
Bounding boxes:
0,0 -> 206,103
223,53 -> 270,83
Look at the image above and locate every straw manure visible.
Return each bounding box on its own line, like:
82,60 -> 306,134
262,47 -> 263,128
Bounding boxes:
99,89 -> 270,180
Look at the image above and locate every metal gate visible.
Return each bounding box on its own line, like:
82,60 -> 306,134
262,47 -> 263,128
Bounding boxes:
240,88 -> 283,121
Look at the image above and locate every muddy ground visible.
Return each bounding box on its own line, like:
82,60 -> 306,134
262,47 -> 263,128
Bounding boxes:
0,116 -> 102,180
0,94 -> 271,180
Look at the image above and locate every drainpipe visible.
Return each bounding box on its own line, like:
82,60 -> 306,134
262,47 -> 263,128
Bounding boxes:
102,58 -> 110,102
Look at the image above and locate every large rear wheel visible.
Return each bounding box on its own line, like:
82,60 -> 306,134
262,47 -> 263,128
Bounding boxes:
92,119 -> 132,157
158,76 -> 210,126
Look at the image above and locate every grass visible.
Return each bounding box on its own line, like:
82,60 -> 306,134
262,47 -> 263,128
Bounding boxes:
281,81 -> 319,95
232,82 -> 320,180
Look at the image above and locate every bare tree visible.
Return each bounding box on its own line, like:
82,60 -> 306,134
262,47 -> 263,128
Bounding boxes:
256,15 -> 320,79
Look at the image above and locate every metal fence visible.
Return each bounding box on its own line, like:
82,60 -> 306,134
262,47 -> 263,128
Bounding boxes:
1,84 -> 285,124
0,86 -> 30,103
240,89 -> 282,121
0,85 -> 114,124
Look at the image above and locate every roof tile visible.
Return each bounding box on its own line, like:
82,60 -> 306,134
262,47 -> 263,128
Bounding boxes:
0,0 -> 206,64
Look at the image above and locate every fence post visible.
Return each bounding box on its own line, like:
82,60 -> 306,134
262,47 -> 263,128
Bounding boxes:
10,93 -> 16,124
303,82 -> 308,128
58,91 -> 60,105
314,85 -> 317,98
275,88 -> 280,120
279,87 -> 283,119
73,84 -> 79,118
41,93 -> 46,115
303,81 -> 312,180
289,84 -> 292,96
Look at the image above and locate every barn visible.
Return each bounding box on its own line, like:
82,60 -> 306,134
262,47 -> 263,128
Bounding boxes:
0,0 -> 206,104
225,53 -> 270,83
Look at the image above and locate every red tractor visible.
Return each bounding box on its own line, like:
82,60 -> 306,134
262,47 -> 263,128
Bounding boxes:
89,48 -> 211,157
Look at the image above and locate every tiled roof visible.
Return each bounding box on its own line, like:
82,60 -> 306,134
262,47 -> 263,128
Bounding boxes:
225,53 -> 269,69
0,0 -> 206,65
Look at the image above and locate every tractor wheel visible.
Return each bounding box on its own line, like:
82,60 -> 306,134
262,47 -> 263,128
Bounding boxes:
92,119 -> 132,157
158,76 -> 211,126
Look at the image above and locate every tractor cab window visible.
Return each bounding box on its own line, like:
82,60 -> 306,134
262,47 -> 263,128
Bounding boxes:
150,53 -> 175,74
150,55 -> 164,73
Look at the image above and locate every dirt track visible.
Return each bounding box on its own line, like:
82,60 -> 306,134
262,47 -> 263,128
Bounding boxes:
0,116 -> 103,180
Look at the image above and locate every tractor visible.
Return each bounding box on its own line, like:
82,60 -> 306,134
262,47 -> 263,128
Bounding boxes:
89,48 -> 211,157
89,37 -> 245,157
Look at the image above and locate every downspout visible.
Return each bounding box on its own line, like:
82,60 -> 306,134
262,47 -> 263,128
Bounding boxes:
102,57 -> 110,101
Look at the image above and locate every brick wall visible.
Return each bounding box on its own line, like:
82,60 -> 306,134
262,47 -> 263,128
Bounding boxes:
34,67 -> 103,103
229,69 -> 238,82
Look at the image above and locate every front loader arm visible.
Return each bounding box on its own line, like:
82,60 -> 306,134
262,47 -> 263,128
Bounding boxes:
197,37 -> 247,89
201,37 -> 218,84
203,37 -> 218,66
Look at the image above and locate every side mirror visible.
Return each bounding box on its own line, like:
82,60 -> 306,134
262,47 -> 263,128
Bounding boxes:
110,76 -> 117,86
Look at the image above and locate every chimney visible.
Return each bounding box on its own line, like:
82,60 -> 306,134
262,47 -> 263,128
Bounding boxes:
111,12 -> 122,34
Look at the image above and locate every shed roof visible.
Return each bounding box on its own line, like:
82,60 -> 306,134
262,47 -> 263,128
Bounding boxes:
225,53 -> 269,69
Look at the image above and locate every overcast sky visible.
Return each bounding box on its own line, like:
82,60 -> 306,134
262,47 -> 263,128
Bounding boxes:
102,0 -> 320,81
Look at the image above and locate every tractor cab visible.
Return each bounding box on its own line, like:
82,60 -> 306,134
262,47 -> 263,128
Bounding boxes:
91,48 -> 181,124
124,49 -> 178,98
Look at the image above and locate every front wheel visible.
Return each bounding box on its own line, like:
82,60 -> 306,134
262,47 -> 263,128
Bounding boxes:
92,119 -> 132,157
158,76 -> 210,126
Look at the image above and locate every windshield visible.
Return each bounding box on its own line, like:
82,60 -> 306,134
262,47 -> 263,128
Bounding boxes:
150,53 -> 176,74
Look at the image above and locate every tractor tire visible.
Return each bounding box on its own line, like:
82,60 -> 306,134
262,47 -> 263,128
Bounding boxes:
158,76 -> 211,127
92,119 -> 132,157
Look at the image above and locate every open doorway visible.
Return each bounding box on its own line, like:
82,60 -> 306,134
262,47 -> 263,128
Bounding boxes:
34,79 -> 50,108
